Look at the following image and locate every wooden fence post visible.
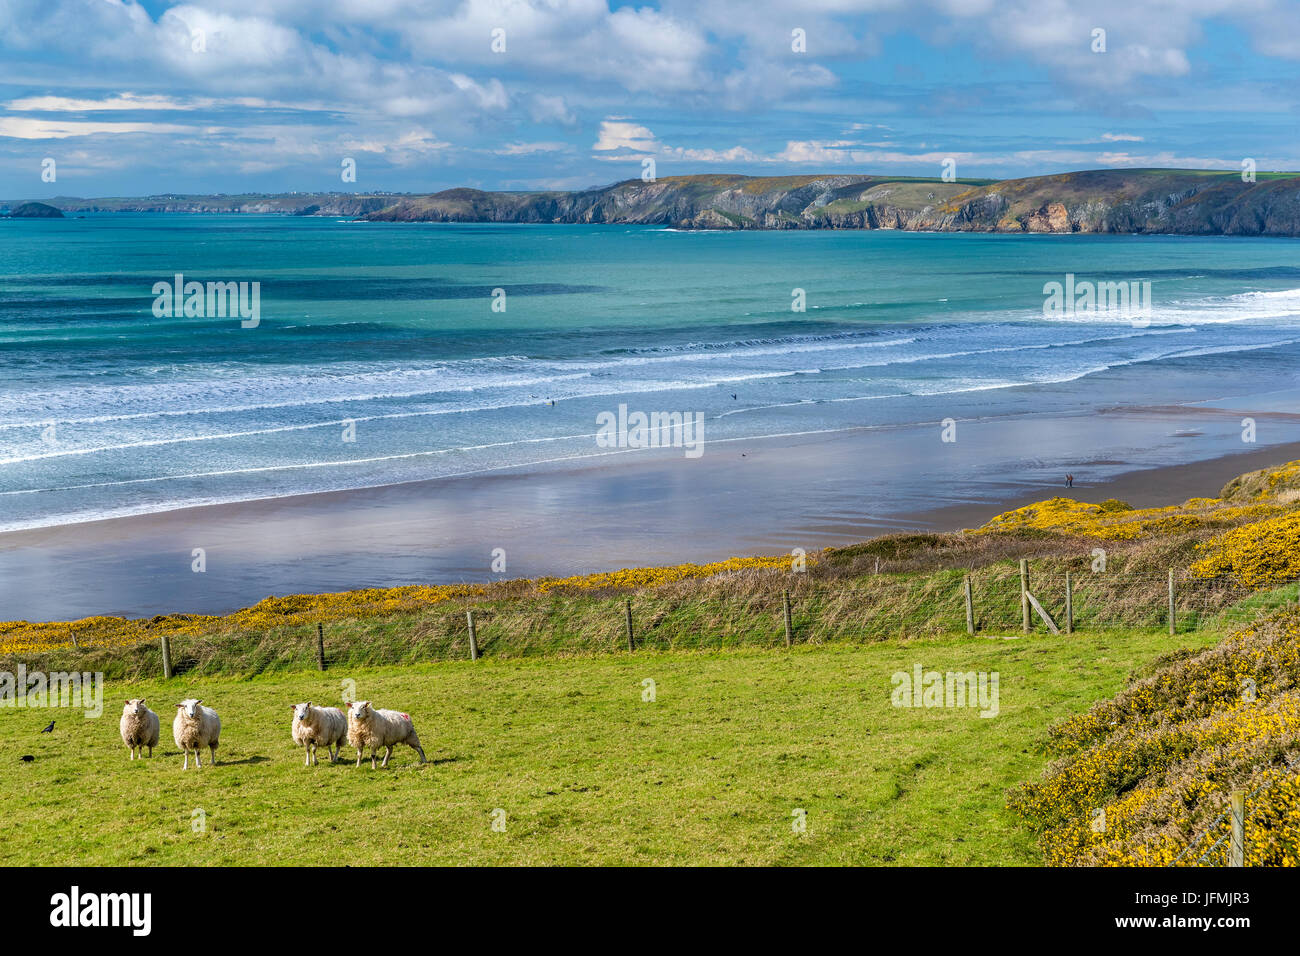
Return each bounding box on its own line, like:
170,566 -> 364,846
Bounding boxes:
1229,790 -> 1246,867
466,609 -> 479,661
1065,570 -> 1073,635
964,575 -> 974,635
1020,559 -> 1030,634
783,590 -> 793,647
624,599 -> 634,652
316,623 -> 326,671
1168,568 -> 1176,636
160,634 -> 172,679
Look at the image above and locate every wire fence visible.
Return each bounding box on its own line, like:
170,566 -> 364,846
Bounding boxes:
12,565 -> 1286,680
1173,757 -> 1300,866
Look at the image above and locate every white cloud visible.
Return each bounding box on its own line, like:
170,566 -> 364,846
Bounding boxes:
398,0 -> 712,93
592,119 -> 660,156
590,119 -> 760,163
6,93 -> 197,111
528,94 -> 576,126
0,117 -> 194,138
498,141 -> 571,156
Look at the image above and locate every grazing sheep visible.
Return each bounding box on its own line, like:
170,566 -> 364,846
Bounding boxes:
173,699 -> 221,770
120,698 -> 159,759
291,701 -> 347,766
347,701 -> 426,769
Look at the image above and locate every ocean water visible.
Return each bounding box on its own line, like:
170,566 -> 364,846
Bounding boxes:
2,215 -> 1300,534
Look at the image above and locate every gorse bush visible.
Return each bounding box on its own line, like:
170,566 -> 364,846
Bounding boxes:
976,495 -> 1279,541
1008,607 -> 1300,866
0,584 -> 488,655
0,555 -> 810,656
535,554 -> 801,592
1190,512 -> 1300,587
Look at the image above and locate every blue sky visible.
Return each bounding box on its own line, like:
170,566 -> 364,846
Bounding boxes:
1,0 -> 1298,198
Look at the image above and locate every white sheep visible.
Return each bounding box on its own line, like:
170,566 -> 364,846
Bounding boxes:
291,701 -> 347,766
173,698 -> 221,770
347,701 -> 427,769
119,698 -> 159,760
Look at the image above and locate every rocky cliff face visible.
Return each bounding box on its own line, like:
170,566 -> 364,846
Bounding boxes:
17,170 -> 1300,236
364,170 -> 1300,236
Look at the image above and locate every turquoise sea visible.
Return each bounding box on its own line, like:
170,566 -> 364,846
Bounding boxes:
3,215 -> 1300,534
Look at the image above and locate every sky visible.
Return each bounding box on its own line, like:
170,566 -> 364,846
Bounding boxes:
1,0 -> 1298,198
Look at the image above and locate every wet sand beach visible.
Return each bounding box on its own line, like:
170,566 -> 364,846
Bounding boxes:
2,401 -> 1297,621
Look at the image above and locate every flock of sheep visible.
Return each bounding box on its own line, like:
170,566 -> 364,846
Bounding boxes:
119,698 -> 427,769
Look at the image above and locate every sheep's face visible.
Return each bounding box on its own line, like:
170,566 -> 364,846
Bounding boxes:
124,698 -> 147,716
349,701 -> 371,722
178,699 -> 201,719
293,702 -> 311,722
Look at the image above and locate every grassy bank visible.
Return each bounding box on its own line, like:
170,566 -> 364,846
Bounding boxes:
0,629 -> 1214,866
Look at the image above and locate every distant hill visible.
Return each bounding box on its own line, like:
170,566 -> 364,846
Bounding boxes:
13,169 -> 1300,235
6,201 -> 63,219
13,192 -> 395,217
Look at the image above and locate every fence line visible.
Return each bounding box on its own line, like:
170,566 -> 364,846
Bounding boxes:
5,563 -> 1286,680
79,565 -> 1286,679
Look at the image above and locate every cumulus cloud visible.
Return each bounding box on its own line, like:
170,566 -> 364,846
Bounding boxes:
592,119 -> 660,156
591,119 -> 759,163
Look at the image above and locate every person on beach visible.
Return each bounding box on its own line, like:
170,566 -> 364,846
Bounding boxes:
1066,474 -> 1074,488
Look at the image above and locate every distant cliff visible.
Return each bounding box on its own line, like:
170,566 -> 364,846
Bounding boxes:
21,193 -> 392,217
14,169 -> 1300,235
365,169 -> 1300,236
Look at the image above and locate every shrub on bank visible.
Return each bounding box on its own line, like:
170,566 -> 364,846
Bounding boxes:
1008,608 -> 1300,866
1190,512 -> 1300,587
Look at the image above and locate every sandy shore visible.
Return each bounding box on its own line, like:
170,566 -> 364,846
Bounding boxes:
889,438 -> 1300,532
2,403 -> 1298,621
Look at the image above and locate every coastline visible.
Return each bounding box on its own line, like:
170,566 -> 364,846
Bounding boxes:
2,401 -> 1297,622
886,437 -> 1300,532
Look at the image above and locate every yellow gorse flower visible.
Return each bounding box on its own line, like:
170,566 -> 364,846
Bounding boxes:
0,552 -> 812,655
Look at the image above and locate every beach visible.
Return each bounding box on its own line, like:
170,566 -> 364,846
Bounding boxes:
2,394 -> 1297,622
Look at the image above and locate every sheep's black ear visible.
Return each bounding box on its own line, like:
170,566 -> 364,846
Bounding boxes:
139,698 -> 146,706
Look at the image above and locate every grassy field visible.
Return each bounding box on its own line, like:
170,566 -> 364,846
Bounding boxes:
0,628 -> 1218,866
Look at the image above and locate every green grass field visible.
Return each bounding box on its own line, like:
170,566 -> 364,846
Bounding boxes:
0,628 -> 1217,866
